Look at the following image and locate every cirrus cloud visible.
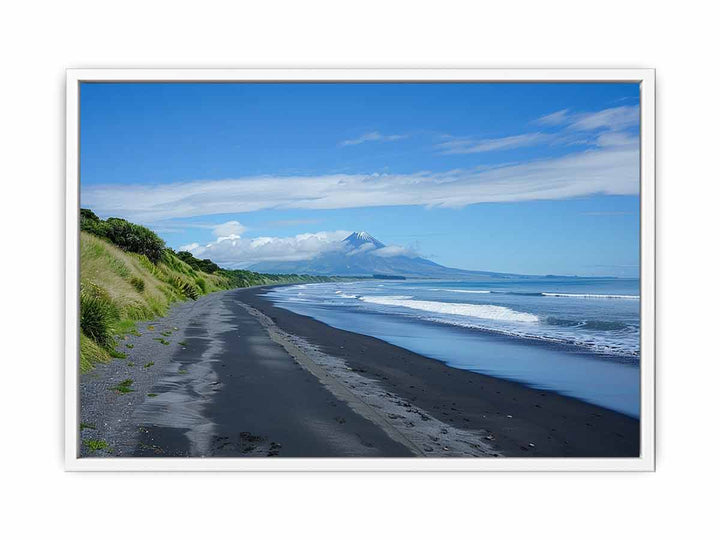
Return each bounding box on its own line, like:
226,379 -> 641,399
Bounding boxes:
536,105 -> 639,132
436,132 -> 549,154
82,144 -> 639,223
340,131 -> 408,146
438,105 -> 639,155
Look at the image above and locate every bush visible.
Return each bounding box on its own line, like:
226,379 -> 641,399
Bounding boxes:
130,276 -> 145,292
80,208 -> 108,237
81,208 -> 100,222
194,277 -> 207,293
176,251 -> 220,274
81,281 -> 120,318
103,218 -> 166,263
80,209 -> 166,263
79,332 -> 111,372
80,287 -> 115,347
171,276 -> 199,300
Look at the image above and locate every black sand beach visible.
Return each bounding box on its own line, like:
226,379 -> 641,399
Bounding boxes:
80,289 -> 414,457
235,286 -> 640,458
79,285 -> 639,458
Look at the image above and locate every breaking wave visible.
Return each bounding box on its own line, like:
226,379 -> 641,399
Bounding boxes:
359,296 -> 539,323
541,292 -> 639,299
430,288 -> 492,294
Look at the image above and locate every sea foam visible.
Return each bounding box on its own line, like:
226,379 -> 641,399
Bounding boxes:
431,288 -> 492,294
541,292 -> 640,299
359,296 -> 539,323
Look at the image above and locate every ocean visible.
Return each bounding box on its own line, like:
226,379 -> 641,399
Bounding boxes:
264,278 -> 641,418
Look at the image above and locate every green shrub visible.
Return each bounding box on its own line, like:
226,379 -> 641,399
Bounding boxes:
80,208 -> 100,222
80,294 -> 113,347
80,209 -> 166,263
162,250 -> 198,276
194,277 -> 207,293
130,276 -> 145,292
79,331 -> 111,372
103,218 -> 166,263
146,296 -> 168,316
80,209 -> 107,238
123,301 -> 154,321
176,250 -> 220,274
171,276 -> 199,300
79,284 -> 117,347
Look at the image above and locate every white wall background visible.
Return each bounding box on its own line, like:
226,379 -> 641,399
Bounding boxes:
1,1 -> 715,537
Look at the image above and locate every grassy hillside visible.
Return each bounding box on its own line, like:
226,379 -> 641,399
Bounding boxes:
79,231 -> 231,371
78,210 -> 352,372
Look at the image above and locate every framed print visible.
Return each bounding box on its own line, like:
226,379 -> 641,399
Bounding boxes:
65,69 -> 655,471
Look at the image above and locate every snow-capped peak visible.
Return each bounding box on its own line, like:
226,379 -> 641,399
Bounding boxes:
343,231 -> 385,248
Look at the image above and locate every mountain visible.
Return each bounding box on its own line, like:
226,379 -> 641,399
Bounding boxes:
345,231 -> 383,247
249,231 -> 516,279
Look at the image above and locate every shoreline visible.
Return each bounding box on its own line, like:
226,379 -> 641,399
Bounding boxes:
264,282 -> 640,418
236,285 -> 640,457
79,283 -> 639,458
272,280 -> 640,363
238,300 -> 497,456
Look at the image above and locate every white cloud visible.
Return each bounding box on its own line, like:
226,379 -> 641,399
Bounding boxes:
178,242 -> 200,252
340,131 -> 407,146
569,105 -> 639,131
371,245 -> 417,258
82,143 -> 639,222
187,230 -> 350,267
534,105 -> 639,133
433,105 -> 638,157
436,132 -> 548,154
347,242 -> 377,256
594,131 -> 638,148
212,220 -> 246,238
536,109 -> 571,126
184,230 -> 420,266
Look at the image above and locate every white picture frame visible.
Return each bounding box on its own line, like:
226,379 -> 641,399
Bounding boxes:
65,68 -> 655,472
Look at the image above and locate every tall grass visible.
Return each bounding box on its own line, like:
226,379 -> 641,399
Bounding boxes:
171,276 -> 200,300
130,276 -> 145,292
79,231 -> 228,372
78,210 -> 347,373
80,293 -> 114,347
79,332 -> 111,372
79,282 -> 117,347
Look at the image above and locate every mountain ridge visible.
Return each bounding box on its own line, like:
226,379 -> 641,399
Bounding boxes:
249,231 -> 517,279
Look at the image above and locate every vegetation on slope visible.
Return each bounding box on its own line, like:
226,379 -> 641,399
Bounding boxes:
81,209 -> 166,263
79,231 -> 228,371
78,209 -> 349,372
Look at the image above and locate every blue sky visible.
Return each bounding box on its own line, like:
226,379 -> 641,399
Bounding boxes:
80,82 -> 640,276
